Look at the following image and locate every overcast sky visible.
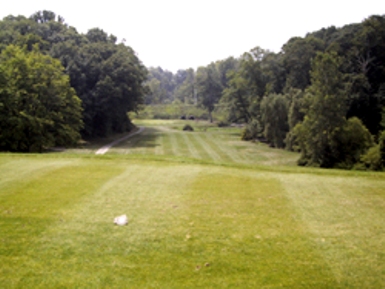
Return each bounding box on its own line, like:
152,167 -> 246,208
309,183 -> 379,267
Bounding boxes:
1,0 -> 385,72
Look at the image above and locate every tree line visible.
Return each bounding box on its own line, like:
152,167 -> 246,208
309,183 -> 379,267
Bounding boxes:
0,10 -> 148,152
144,15 -> 385,170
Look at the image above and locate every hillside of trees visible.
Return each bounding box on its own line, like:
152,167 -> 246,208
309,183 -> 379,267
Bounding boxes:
144,15 -> 385,170
0,11 -> 148,152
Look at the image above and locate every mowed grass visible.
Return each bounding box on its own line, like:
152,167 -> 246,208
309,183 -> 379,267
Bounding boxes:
66,119 -> 299,167
1,154 -> 385,288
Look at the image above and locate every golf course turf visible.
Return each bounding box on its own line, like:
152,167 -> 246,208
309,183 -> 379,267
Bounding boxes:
1,120 -> 385,288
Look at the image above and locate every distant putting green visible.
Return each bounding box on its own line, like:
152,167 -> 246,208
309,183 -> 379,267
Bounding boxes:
1,120 -> 385,288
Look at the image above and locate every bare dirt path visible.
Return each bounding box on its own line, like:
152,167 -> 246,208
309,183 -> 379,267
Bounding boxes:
95,126 -> 145,155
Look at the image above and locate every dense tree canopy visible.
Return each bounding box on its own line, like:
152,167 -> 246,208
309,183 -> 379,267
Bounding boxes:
0,10 -> 148,140
196,63 -> 223,122
0,45 -> 83,152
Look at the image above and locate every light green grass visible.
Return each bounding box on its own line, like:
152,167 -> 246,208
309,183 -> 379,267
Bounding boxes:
1,154 -> 385,288
93,119 -> 299,167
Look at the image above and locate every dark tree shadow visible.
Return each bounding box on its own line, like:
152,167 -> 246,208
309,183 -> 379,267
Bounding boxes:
113,127 -> 161,149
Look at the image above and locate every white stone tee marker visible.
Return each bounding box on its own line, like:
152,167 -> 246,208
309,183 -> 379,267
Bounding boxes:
114,214 -> 128,226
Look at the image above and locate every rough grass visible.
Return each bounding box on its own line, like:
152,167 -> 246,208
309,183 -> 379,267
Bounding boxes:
1,154 -> 385,288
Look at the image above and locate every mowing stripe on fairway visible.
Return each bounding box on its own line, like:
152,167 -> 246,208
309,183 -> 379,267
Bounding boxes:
94,121 -> 298,166
183,169 -> 338,287
211,134 -> 245,163
279,174 -> 385,287
0,158 -> 75,192
191,133 -> 222,162
184,133 -> 211,160
153,127 -> 164,155
172,133 -> 184,156
160,129 -> 174,156
169,131 -> 179,156
181,132 -> 201,159
200,133 -> 239,163
10,162 -> 202,287
1,155 -> 385,287
0,160 -> 124,274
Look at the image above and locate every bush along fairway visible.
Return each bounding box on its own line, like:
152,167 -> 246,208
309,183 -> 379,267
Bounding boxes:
1,121 -> 385,288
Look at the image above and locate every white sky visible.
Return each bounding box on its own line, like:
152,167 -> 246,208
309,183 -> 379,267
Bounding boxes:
1,0 -> 385,72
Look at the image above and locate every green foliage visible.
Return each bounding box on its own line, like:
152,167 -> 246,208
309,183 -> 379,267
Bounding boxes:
261,94 -> 289,148
352,130 -> 385,171
215,56 -> 239,88
173,68 -> 196,104
196,63 -> 223,122
145,67 -> 175,104
63,41 -> 147,137
356,145 -> 382,171
282,36 -> 324,90
336,117 -> 374,169
221,73 -> 253,123
0,11 -> 148,138
241,119 -> 261,141
294,52 -> 352,167
221,48 -> 274,126
0,45 -> 83,152
285,89 -> 305,151
133,104 -> 214,121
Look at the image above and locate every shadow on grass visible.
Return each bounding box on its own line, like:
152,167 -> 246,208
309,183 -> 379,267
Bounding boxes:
113,127 -> 161,149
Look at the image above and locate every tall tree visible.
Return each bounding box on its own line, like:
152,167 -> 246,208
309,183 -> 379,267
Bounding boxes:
294,52 -> 372,168
196,63 -> 223,122
0,45 -> 83,152
261,94 -> 289,148
221,47 -> 269,128
173,68 -> 196,104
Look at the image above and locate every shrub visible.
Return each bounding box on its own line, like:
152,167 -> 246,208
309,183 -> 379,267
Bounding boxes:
335,117 -> 374,169
217,121 -> 229,127
183,124 -> 194,131
355,145 -> 383,171
241,119 -> 261,141
261,94 -> 289,148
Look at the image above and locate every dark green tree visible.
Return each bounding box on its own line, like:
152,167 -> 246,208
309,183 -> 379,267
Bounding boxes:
294,52 -> 373,168
173,68 -> 196,104
284,88 -> 305,151
145,67 -> 175,104
196,63 -> 223,122
0,45 -> 83,152
282,36 -> 324,91
261,94 -> 289,148
294,52 -> 348,167
221,47 -> 268,125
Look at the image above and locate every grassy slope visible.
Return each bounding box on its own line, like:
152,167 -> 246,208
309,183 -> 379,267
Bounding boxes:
1,121 -> 385,288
